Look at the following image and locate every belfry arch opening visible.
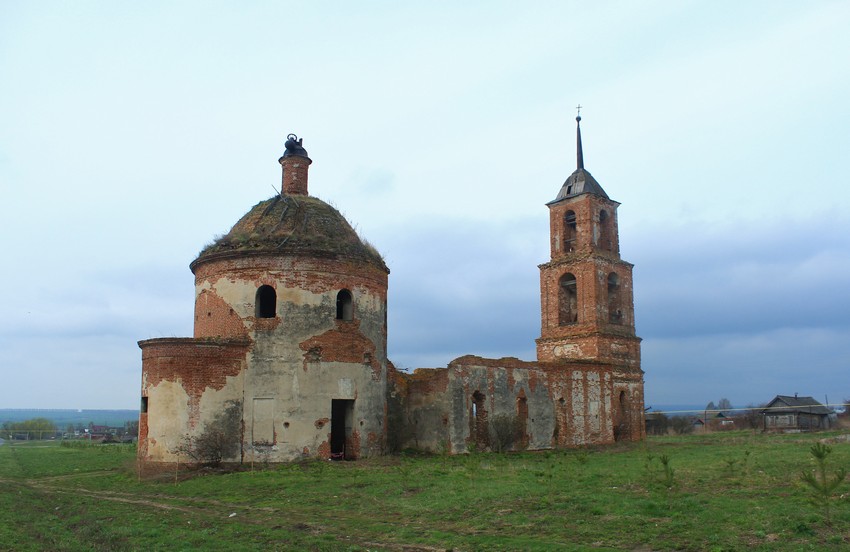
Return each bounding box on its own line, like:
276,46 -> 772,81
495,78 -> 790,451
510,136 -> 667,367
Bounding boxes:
255,285 -> 277,318
336,289 -> 353,321
563,210 -> 577,252
558,273 -> 578,325
607,272 -> 622,324
599,209 -> 613,252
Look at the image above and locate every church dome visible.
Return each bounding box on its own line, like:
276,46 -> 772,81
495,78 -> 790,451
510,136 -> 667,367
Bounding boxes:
191,194 -> 388,273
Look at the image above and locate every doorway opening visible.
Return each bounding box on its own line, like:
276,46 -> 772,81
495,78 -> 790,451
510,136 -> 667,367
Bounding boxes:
330,399 -> 355,460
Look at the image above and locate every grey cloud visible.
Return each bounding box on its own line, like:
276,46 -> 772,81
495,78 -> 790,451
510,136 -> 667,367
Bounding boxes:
630,215 -> 850,339
3,209 -> 846,408
643,327 -> 850,407
377,212 -> 850,405
382,216 -> 543,367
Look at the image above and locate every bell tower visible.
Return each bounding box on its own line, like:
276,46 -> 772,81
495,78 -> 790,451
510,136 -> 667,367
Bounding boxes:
536,113 -> 641,371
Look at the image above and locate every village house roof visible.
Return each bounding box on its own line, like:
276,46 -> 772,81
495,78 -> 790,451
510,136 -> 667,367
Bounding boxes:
762,395 -> 832,415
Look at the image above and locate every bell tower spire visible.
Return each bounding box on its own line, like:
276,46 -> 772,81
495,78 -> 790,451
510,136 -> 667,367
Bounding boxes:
536,113 -> 641,378
576,105 -> 584,170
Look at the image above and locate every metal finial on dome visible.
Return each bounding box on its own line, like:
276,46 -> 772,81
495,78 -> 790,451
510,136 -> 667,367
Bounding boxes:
283,134 -> 310,159
575,105 -> 584,170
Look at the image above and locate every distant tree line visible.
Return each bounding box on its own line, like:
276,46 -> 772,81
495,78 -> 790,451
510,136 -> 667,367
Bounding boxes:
1,417 -> 58,439
1,418 -> 139,440
705,398 -> 733,412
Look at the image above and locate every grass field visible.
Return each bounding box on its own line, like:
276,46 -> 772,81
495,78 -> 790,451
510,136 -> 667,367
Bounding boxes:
0,431 -> 848,551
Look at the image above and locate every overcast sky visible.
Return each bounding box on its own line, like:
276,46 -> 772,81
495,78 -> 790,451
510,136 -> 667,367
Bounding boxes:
1,1 -> 849,411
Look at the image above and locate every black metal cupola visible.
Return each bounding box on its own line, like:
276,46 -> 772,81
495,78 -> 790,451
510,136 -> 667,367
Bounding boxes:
549,109 -> 609,203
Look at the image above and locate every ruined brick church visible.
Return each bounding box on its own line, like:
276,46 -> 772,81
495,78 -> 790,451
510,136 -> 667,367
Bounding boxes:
138,117 -> 644,464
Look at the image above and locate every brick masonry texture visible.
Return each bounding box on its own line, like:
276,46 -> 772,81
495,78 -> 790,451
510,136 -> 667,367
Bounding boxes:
138,137 -> 644,465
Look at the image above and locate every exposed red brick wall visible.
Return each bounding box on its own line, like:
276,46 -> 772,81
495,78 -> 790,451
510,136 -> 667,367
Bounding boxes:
193,255 -> 388,297
280,155 -> 311,195
538,188 -> 639,378
391,351 -> 642,451
190,256 -> 387,348
139,338 -> 249,428
538,262 -> 635,339
366,431 -> 381,454
347,429 -> 361,459
405,367 -> 449,395
449,355 -> 536,370
386,361 -> 409,394
299,320 -> 381,380
317,439 -> 330,459
138,413 -> 149,456
448,358 -> 643,448
194,289 -> 250,339
536,334 -> 642,366
548,195 -> 620,259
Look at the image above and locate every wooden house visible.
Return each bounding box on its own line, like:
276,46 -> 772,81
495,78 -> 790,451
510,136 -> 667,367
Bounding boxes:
762,395 -> 832,431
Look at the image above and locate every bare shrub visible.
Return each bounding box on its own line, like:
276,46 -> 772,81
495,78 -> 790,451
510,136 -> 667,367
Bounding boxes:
174,401 -> 242,466
646,413 -> 669,435
670,416 -> 694,435
739,404 -> 765,430
490,414 -> 522,453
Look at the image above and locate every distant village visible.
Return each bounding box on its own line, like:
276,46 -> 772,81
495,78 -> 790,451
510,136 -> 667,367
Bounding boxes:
0,410 -> 138,442
646,394 -> 848,435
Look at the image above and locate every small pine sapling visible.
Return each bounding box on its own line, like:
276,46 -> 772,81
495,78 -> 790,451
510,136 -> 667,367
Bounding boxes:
660,454 -> 675,489
800,442 -> 847,526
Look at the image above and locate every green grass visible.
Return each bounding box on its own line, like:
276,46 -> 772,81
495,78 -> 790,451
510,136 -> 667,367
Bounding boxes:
1,432 -> 848,551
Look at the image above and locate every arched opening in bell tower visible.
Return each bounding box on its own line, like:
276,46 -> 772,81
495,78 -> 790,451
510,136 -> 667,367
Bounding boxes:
563,210 -> 577,252
599,210 -> 613,252
558,273 -> 578,325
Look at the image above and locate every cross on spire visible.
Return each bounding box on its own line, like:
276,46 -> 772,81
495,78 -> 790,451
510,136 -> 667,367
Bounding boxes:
576,106 -> 584,170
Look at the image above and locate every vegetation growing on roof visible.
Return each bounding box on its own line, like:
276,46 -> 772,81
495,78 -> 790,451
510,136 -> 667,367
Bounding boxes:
196,195 -> 387,269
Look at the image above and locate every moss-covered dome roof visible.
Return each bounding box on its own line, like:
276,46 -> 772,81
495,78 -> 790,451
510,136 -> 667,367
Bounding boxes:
191,194 -> 388,272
